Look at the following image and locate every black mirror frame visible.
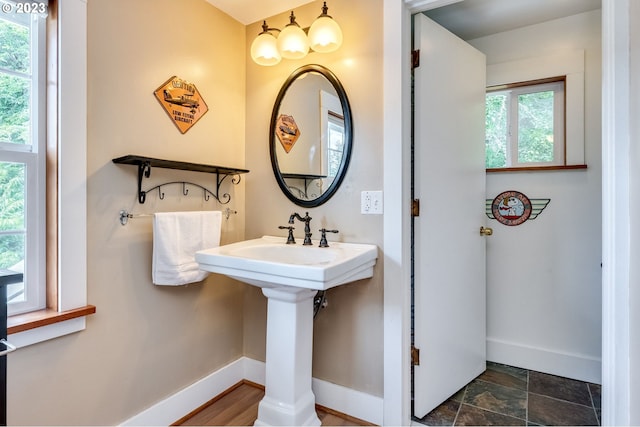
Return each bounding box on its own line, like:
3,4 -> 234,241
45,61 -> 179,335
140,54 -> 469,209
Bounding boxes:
269,64 -> 353,208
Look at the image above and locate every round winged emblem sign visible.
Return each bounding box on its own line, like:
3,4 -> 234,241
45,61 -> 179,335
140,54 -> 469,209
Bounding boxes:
491,190 -> 532,226
486,191 -> 550,226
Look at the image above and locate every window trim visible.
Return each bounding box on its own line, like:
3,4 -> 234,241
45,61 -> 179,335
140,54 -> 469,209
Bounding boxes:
486,164 -> 588,173
0,0 -> 48,315
486,49 -> 586,169
486,77 -> 566,169
8,0 -> 90,348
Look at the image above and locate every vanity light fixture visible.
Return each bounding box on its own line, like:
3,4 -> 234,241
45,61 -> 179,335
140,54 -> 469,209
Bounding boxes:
277,12 -> 309,60
308,2 -> 343,53
250,21 -> 282,66
250,2 -> 343,66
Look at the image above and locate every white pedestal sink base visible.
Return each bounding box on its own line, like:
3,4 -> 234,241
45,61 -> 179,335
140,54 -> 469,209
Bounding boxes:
254,287 -> 321,426
196,236 -> 378,426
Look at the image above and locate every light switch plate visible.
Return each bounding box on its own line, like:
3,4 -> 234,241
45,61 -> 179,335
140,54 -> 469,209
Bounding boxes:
361,191 -> 383,214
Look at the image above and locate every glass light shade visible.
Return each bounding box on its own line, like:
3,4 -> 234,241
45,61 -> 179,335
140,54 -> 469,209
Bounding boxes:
251,32 -> 281,66
308,16 -> 343,53
277,24 -> 309,59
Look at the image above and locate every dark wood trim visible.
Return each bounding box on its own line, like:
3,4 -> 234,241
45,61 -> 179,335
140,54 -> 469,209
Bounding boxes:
487,75 -> 566,92
487,164 -> 587,173
486,76 -> 571,171
7,305 -> 96,335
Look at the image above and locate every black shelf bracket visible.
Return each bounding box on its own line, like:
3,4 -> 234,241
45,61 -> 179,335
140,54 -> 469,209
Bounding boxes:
281,173 -> 326,200
113,155 -> 249,205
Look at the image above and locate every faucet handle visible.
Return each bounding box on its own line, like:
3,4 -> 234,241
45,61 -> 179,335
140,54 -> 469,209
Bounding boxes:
318,228 -> 339,247
278,225 -> 296,244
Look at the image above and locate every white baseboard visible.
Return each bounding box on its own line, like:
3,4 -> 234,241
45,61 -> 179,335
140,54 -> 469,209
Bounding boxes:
487,337 -> 602,384
121,358 -> 246,426
243,356 -> 266,385
312,376 -> 383,424
120,357 -> 383,426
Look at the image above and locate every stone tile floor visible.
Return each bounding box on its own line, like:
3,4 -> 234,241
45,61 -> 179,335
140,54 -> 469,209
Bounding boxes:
413,362 -> 601,426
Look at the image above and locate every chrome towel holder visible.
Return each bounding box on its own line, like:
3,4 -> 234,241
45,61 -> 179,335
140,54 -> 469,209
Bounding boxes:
119,208 -> 237,226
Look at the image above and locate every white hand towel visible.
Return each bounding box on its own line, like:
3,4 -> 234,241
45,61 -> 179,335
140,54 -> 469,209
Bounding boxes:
152,211 -> 222,286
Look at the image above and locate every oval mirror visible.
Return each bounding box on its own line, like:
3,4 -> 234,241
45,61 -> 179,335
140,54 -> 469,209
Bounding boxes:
270,64 -> 352,207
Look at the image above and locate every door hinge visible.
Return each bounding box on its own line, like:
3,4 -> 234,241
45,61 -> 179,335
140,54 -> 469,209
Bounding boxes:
412,49 -> 420,69
412,199 -> 420,217
411,345 -> 420,366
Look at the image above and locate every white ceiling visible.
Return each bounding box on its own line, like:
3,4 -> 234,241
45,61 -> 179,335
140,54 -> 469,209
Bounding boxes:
204,0 -> 601,38
422,0 -> 601,40
204,0 -> 315,25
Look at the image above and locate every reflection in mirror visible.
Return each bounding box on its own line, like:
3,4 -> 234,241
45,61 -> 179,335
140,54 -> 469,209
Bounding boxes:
270,65 -> 352,207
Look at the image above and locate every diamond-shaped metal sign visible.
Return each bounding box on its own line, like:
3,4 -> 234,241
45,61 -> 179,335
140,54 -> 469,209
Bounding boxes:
154,76 -> 208,134
275,114 -> 301,153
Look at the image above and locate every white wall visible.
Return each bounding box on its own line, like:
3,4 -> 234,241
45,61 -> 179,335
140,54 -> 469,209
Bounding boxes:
630,1 -> 640,418
470,10 -> 602,383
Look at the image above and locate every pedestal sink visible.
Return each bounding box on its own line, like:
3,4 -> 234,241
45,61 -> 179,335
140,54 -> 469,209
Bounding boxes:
196,236 -> 378,426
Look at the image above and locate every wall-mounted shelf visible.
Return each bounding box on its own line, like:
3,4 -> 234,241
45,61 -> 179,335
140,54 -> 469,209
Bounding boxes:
282,173 -> 326,200
112,155 -> 249,204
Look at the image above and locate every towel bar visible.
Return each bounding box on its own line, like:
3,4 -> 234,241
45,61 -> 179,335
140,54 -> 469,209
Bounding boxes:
119,208 -> 237,226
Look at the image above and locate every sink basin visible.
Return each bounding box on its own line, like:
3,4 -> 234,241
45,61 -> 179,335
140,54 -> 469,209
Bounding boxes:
195,235 -> 378,290
196,235 -> 378,426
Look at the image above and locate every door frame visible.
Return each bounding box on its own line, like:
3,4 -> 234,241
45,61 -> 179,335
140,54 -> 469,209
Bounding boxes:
382,0 -> 631,425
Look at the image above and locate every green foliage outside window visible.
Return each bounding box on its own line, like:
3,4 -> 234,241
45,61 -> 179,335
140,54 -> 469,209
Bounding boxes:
485,93 -> 507,168
0,18 -> 30,145
485,88 -> 557,168
517,91 -> 554,163
0,16 -> 29,270
0,163 -> 25,269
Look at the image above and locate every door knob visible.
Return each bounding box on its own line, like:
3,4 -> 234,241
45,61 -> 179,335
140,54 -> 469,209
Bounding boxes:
479,226 -> 493,236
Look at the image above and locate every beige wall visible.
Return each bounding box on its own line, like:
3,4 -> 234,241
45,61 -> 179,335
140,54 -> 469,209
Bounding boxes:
243,0 -> 384,397
7,0 -> 384,424
7,0 -> 248,424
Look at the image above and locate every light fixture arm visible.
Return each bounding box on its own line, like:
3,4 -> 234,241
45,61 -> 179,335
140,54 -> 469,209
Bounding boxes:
259,20 -> 281,35
286,11 -> 301,27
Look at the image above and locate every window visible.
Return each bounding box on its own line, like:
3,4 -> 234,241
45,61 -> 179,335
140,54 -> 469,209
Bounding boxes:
326,112 -> 345,179
320,90 -> 344,189
6,0 -> 91,348
485,78 -> 565,169
0,0 -> 47,315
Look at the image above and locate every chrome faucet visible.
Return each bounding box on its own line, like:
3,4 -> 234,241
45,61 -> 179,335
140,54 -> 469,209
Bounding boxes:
288,212 -> 313,245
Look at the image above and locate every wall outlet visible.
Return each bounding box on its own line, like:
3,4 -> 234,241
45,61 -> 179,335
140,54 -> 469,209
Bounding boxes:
361,191 -> 383,214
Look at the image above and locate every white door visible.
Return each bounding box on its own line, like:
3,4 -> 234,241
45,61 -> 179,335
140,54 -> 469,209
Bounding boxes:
413,13 -> 488,417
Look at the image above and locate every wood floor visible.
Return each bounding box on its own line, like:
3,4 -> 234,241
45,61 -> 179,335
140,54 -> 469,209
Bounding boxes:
173,381 -> 375,426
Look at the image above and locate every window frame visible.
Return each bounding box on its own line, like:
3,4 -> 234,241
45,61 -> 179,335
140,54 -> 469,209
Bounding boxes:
0,1 -> 47,315
7,0 -> 92,348
486,77 -> 566,169
320,89 -> 344,185
485,50 -> 587,173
